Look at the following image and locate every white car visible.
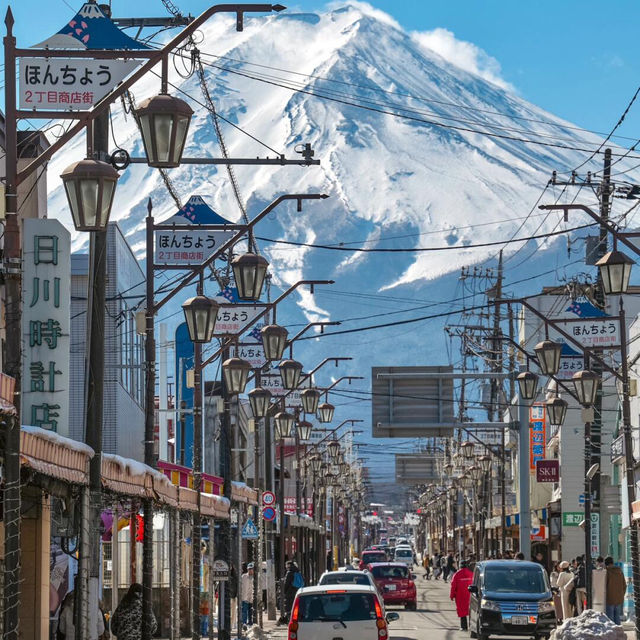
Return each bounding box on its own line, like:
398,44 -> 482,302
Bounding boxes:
393,547 -> 414,568
288,584 -> 399,640
317,570 -> 378,592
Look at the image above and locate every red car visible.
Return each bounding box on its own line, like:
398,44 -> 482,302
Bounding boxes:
368,562 -> 417,610
359,549 -> 387,570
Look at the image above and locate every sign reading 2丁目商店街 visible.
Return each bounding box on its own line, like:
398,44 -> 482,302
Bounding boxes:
21,219 -> 70,435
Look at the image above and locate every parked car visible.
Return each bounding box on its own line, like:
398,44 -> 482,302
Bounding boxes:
468,560 -> 556,640
368,562 -> 417,610
317,570 -> 378,592
287,584 -> 399,640
393,547 -> 414,568
359,549 -> 388,570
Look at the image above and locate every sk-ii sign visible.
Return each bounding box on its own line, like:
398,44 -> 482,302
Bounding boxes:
22,220 -> 70,435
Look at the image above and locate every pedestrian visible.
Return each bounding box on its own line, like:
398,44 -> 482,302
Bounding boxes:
533,552 -> 545,568
445,552 -> 455,581
57,589 -> 106,640
592,556 -> 606,613
241,563 -> 255,627
283,561 -> 304,621
556,561 -> 575,621
549,562 -> 563,623
111,583 -> 157,640
604,556 -> 626,625
515,552 -> 525,560
574,556 -> 587,614
450,560 -> 473,630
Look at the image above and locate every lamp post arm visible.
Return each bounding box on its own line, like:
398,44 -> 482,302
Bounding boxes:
154,196 -> 329,312
200,279 -> 333,369
286,321 -> 341,346
497,297 -> 623,382
539,203 -> 640,258
13,3 -> 285,185
321,376 -> 364,392
298,357 -> 353,386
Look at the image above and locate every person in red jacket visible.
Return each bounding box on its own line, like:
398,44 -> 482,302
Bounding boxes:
450,560 -> 474,630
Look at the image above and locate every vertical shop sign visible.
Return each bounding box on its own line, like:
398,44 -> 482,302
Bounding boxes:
22,219 -> 70,434
529,403 -> 546,473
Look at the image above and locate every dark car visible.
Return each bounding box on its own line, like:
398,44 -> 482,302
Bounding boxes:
359,550 -> 387,570
468,560 -> 556,640
368,562 -> 417,610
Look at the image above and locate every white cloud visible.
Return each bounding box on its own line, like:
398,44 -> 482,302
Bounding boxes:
412,28 -> 514,92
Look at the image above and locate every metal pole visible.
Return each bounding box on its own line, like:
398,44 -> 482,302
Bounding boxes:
518,397 -> 531,559
2,12 -> 22,639
142,203 -> 156,640
501,443 -> 507,554
208,517 -> 215,640
618,300 -> 640,638
264,415 -> 276,620
237,504 -> 243,639
584,417 -> 592,609
84,110 -> 109,640
219,347 -> 232,640
192,340 -> 203,640
278,437 -> 286,617
171,509 -> 180,640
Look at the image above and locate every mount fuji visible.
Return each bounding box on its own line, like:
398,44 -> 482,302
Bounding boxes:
44,2 -> 635,483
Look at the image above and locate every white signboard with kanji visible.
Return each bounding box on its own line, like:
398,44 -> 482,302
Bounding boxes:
19,58 -> 139,110
556,356 -> 584,380
260,374 -> 302,407
155,227 -> 236,266
230,343 -> 266,368
213,304 -> 267,336
553,317 -> 620,348
21,220 -> 70,435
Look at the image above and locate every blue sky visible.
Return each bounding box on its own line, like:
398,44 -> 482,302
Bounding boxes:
4,0 -> 640,147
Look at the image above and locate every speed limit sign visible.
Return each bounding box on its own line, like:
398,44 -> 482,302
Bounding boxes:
262,491 -> 276,506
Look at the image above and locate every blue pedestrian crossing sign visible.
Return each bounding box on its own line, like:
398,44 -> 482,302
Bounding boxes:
241,518 -> 259,539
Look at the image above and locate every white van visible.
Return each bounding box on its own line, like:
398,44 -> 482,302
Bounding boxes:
393,547 -> 414,568
287,584 -> 399,640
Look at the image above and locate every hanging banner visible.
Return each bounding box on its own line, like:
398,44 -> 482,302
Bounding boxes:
529,403 -> 546,473
22,219 -> 71,434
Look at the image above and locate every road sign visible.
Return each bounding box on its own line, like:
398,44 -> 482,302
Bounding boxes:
211,558 -> 230,581
262,506 -> 276,522
241,518 -> 259,539
262,491 -> 276,506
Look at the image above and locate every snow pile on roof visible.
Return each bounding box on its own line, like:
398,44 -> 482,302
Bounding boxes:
102,453 -> 167,483
22,425 -> 94,457
554,610 -> 625,640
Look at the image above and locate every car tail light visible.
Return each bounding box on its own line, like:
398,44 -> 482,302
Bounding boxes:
288,600 -> 300,640
374,598 -> 388,638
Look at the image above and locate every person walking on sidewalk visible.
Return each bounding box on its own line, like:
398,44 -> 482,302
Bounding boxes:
605,556 -> 626,625
283,561 -> 304,621
556,561 -> 575,621
241,563 -> 255,627
574,556 -> 587,614
450,560 -> 473,631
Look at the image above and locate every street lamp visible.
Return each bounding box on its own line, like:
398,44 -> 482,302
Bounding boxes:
135,93 -> 194,168
572,369 -> 599,407
517,371 -> 539,400
596,248 -> 634,295
479,455 -> 492,473
222,357 -> 251,395
260,324 -> 288,361
469,466 -> 482,482
534,340 -> 563,376
317,402 -> 335,423
181,294 -> 220,343
60,159 -> 119,231
297,420 -> 313,441
301,388 -> 321,415
274,411 -> 295,440
327,440 -> 341,462
279,359 -> 303,390
462,442 -> 475,461
310,456 -> 322,474
248,387 -> 272,418
545,395 -> 568,426
231,252 -> 269,301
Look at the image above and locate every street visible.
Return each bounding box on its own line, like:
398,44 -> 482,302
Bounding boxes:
268,569 -> 465,640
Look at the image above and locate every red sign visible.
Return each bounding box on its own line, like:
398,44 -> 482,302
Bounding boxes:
284,496 -> 313,517
529,403 -> 546,472
536,459 -> 559,483
531,525 -> 547,542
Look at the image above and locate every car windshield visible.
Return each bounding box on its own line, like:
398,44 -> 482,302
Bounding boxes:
320,574 -> 371,586
371,566 -> 408,580
363,553 -> 386,563
483,566 -> 548,593
395,550 -> 412,557
298,593 -> 378,622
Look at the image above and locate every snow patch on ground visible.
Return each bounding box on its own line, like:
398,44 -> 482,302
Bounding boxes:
553,610 -> 625,640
